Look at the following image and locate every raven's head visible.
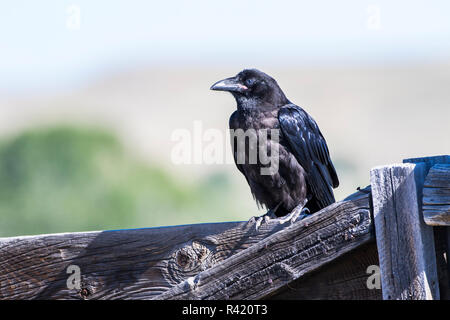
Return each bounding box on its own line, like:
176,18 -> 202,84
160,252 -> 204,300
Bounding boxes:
210,69 -> 289,109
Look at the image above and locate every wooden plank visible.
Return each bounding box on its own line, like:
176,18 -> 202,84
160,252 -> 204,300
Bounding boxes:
403,155 -> 450,172
0,217 -> 290,299
155,190 -> 374,300
0,188 -> 371,300
370,162 -> 439,300
269,241 -> 381,300
423,164 -> 450,187
405,156 -> 450,298
424,187 -> 450,205
423,164 -> 450,226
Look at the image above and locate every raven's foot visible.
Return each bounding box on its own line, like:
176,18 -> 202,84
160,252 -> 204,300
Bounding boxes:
248,203 -> 281,231
278,200 -> 310,225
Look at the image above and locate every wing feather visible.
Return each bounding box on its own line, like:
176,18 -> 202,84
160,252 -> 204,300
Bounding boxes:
278,104 -> 339,209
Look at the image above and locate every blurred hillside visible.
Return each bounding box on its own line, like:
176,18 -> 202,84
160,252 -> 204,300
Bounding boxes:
0,65 -> 449,236
0,126 -> 252,237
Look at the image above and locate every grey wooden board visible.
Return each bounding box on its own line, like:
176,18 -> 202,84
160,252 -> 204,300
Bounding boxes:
403,155 -> 450,172
0,219 -> 287,299
0,188 -> 370,300
270,241 -> 381,300
405,156 -> 450,296
424,164 -> 450,187
370,162 -> 439,300
424,188 -> 450,205
155,191 -> 373,300
423,164 -> 450,226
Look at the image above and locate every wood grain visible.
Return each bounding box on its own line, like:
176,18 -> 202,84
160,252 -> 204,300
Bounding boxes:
269,241 -> 381,300
0,218 -> 287,299
0,188 -> 371,300
423,164 -> 450,226
403,155 -> 450,172
155,190 -> 373,300
370,162 -> 439,300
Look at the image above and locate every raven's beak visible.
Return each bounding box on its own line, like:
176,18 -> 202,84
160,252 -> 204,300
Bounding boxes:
210,77 -> 248,93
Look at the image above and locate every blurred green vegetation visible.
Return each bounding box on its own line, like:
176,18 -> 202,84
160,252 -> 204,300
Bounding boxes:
0,126 -> 250,237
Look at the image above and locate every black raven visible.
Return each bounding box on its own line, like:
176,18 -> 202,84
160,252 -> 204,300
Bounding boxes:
211,69 -> 339,228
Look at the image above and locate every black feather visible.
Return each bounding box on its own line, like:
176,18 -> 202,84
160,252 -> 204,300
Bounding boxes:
279,104 -> 339,209
213,69 -> 339,216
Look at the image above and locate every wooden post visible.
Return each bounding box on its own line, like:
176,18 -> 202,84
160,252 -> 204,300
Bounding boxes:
405,155 -> 450,299
370,162 -> 439,299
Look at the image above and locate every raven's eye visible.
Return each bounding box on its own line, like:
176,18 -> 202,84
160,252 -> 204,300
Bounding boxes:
245,78 -> 256,87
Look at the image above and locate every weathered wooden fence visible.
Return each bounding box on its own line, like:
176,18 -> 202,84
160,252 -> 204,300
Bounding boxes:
0,155 -> 449,300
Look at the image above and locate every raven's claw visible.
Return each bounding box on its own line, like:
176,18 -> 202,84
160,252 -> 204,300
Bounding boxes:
277,199 -> 309,225
247,203 -> 281,231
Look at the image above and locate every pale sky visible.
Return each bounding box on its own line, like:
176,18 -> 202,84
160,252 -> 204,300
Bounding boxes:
1,0 -> 450,92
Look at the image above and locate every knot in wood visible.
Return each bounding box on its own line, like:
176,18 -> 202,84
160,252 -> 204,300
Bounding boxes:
165,241 -> 216,285
79,287 -> 90,299
174,242 -> 209,271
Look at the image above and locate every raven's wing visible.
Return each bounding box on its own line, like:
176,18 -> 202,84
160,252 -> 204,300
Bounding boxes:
278,104 -> 339,209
